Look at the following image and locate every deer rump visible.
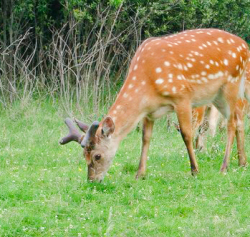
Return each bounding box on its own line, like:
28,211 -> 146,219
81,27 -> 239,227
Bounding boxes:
190,63 -> 250,167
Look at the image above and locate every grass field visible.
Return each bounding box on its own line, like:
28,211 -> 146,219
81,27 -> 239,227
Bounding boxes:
1,99 -> 250,236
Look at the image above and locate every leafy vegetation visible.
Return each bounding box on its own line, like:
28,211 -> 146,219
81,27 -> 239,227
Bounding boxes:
1,0 -> 250,110
1,100 -> 250,236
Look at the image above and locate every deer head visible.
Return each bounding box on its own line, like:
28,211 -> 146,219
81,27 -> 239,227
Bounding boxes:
60,117 -> 118,182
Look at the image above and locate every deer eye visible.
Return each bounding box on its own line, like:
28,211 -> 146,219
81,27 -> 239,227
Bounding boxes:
94,154 -> 101,161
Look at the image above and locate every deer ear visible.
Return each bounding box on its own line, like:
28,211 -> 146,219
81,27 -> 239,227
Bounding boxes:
102,117 -> 115,137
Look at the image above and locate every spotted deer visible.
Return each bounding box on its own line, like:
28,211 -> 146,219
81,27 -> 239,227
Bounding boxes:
191,60 -> 250,167
60,29 -> 249,181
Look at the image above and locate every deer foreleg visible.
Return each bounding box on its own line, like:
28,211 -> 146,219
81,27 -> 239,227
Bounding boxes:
176,102 -> 199,174
136,117 -> 154,179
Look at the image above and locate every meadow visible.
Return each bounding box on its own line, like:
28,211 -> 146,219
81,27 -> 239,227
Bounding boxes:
1,99 -> 250,236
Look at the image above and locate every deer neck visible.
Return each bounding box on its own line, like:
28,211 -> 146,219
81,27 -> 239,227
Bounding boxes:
106,85 -> 149,142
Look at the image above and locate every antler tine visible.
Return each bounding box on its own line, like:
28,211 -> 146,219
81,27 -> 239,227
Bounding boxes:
74,117 -> 89,132
81,121 -> 99,148
59,118 -> 82,145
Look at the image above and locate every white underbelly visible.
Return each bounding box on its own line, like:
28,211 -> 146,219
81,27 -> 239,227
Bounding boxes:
147,105 -> 174,119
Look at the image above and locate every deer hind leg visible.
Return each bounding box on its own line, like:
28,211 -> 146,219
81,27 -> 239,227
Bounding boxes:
213,85 -> 238,172
136,117 -> 154,179
208,105 -> 220,137
176,102 -> 199,174
235,101 -> 247,167
192,106 -> 206,151
220,113 -> 237,173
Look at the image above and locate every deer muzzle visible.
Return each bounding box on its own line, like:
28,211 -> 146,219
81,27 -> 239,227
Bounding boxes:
87,164 -> 104,182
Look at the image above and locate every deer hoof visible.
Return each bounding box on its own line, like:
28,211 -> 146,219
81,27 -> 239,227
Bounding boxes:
191,168 -> 199,176
239,161 -> 247,167
135,172 -> 146,180
220,166 -> 228,174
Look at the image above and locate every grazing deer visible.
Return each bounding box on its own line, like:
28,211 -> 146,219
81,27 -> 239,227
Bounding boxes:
60,29 -> 249,181
191,61 -> 250,166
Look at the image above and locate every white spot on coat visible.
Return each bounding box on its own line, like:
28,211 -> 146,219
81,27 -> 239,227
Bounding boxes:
156,67 -> 162,73
177,64 -> 183,70
128,84 -> 133,89
172,87 -> 177,93
208,74 -> 215,80
155,78 -> 164,84
218,37 -> 224,43
164,61 -> 170,66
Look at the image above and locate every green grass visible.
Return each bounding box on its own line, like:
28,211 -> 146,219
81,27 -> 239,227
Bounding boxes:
1,99 -> 250,236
